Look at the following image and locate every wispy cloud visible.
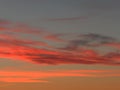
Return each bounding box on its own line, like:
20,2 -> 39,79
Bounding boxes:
44,33 -> 65,42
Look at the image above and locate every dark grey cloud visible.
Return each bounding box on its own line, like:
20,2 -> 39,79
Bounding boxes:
60,33 -> 117,50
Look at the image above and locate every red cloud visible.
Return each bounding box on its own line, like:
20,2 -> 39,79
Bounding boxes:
0,44 -> 120,65
0,20 -> 120,66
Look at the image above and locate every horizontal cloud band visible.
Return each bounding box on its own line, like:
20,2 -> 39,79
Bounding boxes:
0,70 -> 119,83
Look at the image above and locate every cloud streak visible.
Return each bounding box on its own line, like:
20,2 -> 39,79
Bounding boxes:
0,70 -> 119,83
44,33 -> 65,42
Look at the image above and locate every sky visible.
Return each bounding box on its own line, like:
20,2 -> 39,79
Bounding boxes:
0,0 -> 120,90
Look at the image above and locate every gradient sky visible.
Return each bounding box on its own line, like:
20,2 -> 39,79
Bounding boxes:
0,0 -> 120,90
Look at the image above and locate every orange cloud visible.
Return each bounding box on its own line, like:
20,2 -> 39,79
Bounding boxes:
0,70 -> 119,83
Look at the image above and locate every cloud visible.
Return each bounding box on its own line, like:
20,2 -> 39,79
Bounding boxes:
0,19 -> 10,25
61,33 -> 117,50
104,42 -> 120,49
12,24 -> 45,35
0,20 -> 120,66
44,33 -> 65,42
0,44 -> 120,65
0,69 -> 119,83
0,20 -> 46,35
0,34 -> 49,48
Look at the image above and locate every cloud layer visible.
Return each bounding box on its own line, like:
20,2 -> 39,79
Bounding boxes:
0,19 -> 120,66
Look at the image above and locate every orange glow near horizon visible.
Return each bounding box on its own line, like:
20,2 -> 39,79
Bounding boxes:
0,69 -> 119,83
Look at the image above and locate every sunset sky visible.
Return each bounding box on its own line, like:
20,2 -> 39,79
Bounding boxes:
0,0 -> 120,90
